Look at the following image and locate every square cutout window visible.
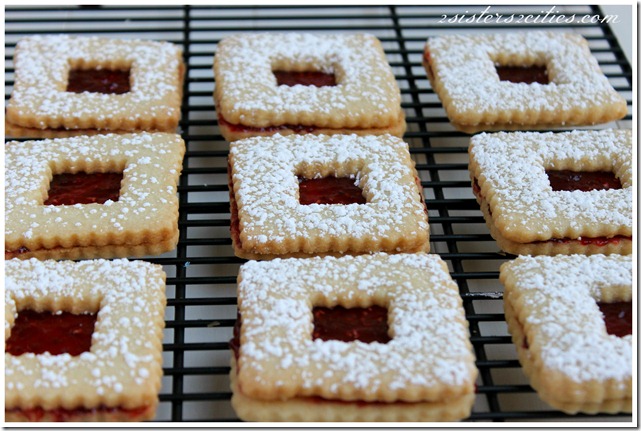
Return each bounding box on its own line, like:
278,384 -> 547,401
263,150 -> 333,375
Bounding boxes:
495,65 -> 549,84
312,305 -> 390,343
546,170 -> 622,192
5,309 -> 97,356
66,68 -> 131,94
44,172 -> 123,206
273,70 -> 337,87
298,176 -> 366,205
597,301 -> 632,337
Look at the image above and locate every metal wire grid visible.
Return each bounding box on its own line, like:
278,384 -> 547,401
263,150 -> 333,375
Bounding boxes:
4,5 -> 633,423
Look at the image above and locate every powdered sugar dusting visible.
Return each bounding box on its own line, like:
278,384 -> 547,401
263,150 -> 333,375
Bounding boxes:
5,258 -> 166,409
5,132 -> 184,251
237,253 -> 476,402
502,254 -> 632,382
7,34 -> 182,130
230,133 -> 429,255
426,31 -> 626,118
469,129 -> 631,242
215,33 -> 402,128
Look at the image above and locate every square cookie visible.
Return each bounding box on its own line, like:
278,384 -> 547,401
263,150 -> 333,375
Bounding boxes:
228,133 -> 429,259
231,252 -> 478,421
5,132 -> 185,260
5,258 -> 167,422
468,129 -> 632,256
500,254 -> 632,414
423,31 -> 627,133
214,33 -> 406,141
6,35 -> 184,138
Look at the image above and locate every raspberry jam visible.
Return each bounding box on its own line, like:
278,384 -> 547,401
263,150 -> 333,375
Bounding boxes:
298,177 -> 366,205
598,301 -> 632,337
496,65 -> 549,84
312,305 -> 391,344
6,310 -> 96,356
546,170 -> 622,192
543,236 -> 627,246
273,71 -> 337,87
7,405 -> 150,422
66,69 -> 131,94
45,172 -> 123,206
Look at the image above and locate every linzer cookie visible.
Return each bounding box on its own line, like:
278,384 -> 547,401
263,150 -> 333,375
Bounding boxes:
213,33 -> 406,141
468,129 -> 631,256
5,133 -> 185,260
423,31 -> 627,133
231,253 -> 477,421
500,254 -> 632,414
6,35 -> 184,138
228,133 -> 429,259
5,258 -> 167,422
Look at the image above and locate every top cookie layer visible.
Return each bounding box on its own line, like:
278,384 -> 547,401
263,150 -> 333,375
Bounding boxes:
214,33 -> 403,129
424,31 -> 627,131
5,258 -> 167,411
237,252 -> 476,403
229,133 -> 429,257
5,133 -> 185,253
6,35 -> 184,131
468,129 -> 632,242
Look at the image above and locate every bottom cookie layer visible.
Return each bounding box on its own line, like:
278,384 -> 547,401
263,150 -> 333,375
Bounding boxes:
474,191 -> 631,256
5,231 -> 179,260
230,359 -> 474,422
217,111 -> 407,142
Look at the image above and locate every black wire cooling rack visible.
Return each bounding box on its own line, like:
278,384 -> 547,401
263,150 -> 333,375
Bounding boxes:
4,5 -> 633,423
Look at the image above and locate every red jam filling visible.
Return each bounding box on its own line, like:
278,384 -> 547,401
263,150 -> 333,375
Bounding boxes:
541,236 -> 628,246
312,305 -> 391,344
273,71 -> 337,87
6,310 -> 96,356
598,301 -> 632,337
44,172 -> 123,206
6,405 -> 150,422
546,170 -> 622,192
496,65 -> 549,84
66,69 -> 131,94
299,176 -> 367,205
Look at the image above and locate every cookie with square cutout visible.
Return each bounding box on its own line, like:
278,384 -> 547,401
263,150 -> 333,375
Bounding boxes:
5,132 -> 185,260
423,31 -> 627,133
500,254 -> 632,414
468,129 -> 631,255
228,133 -> 429,259
214,33 -> 406,141
5,258 -> 167,422
231,252 -> 477,421
6,35 -> 184,138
